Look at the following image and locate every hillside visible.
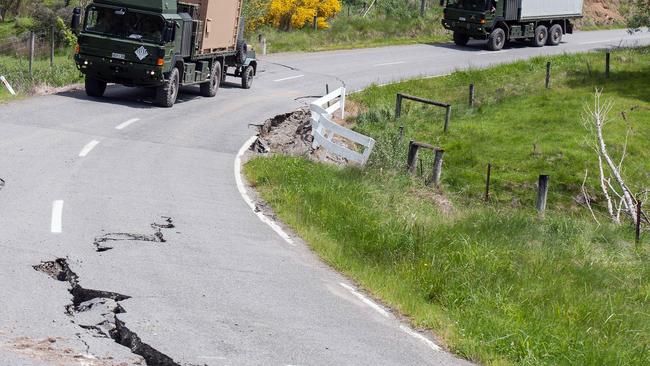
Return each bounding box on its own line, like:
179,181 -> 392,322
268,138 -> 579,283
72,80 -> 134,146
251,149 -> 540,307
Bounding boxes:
583,0 -> 627,26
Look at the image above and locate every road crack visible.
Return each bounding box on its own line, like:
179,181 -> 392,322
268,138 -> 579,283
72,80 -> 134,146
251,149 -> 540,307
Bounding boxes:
34,258 -> 183,366
94,217 -> 174,252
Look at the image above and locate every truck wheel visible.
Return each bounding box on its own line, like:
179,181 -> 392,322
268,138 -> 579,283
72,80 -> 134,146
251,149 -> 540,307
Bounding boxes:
200,61 -> 221,97
241,65 -> 254,89
487,28 -> 506,51
547,24 -> 562,46
532,25 -> 548,47
155,67 -> 180,108
453,32 -> 470,47
85,76 -> 106,98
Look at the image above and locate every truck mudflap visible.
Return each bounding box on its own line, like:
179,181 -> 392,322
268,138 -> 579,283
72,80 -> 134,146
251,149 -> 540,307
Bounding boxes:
75,53 -> 164,87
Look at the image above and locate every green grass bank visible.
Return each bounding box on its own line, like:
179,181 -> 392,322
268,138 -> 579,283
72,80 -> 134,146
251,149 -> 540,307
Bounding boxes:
250,10 -> 448,53
244,47 -> 650,365
0,51 -> 81,103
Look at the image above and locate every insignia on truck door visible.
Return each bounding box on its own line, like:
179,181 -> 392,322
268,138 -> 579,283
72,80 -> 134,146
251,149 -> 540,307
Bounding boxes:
135,46 -> 149,61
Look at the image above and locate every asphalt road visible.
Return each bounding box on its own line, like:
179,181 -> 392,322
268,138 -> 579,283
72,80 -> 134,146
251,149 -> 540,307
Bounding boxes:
1,29 -> 649,366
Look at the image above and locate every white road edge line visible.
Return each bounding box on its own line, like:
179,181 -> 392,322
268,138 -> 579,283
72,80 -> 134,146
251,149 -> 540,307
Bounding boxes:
399,325 -> 442,352
373,61 -> 406,67
339,282 -> 391,318
274,75 -> 305,82
115,118 -> 140,130
234,136 -> 295,245
51,200 -> 64,233
78,140 -> 100,157
580,39 -> 614,45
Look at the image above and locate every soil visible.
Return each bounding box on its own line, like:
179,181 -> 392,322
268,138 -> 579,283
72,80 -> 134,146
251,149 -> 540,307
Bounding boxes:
583,0 -> 627,26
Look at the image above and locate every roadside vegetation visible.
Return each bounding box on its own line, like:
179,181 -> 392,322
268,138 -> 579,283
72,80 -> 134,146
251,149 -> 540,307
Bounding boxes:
245,47 -> 650,365
250,5 -> 447,53
0,1 -> 79,102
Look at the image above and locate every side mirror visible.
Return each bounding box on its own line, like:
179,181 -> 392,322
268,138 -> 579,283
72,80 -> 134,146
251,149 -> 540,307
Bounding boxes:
162,21 -> 176,43
71,7 -> 81,34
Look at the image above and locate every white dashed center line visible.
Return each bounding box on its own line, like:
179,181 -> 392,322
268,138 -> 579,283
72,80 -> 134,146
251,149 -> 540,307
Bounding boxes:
115,118 -> 140,130
78,140 -> 100,157
273,75 -> 305,82
51,200 -> 64,233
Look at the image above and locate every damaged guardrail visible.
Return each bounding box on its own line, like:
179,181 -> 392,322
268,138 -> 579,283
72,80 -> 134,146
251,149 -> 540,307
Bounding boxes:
1,76 -> 17,96
310,87 -> 375,166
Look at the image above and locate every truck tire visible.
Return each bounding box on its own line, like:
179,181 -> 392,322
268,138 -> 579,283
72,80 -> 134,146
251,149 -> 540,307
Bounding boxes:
547,24 -> 563,46
85,76 -> 106,98
487,28 -> 506,51
200,61 -> 221,97
241,65 -> 254,89
155,67 -> 180,108
532,25 -> 548,47
453,32 -> 470,47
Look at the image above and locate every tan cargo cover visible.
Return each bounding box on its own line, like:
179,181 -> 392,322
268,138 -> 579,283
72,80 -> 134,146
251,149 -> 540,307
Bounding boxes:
182,0 -> 242,53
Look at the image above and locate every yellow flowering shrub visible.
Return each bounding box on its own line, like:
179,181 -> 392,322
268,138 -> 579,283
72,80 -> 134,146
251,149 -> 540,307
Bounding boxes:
266,0 -> 341,30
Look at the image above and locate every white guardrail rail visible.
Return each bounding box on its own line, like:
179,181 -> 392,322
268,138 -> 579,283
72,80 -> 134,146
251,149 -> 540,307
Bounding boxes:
310,87 -> 375,166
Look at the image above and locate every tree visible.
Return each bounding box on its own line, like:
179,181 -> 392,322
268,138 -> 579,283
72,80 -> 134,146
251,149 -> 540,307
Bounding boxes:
628,0 -> 650,29
266,0 -> 341,30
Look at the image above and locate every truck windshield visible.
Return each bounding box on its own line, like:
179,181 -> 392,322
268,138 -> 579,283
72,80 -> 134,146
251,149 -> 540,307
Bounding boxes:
446,0 -> 489,11
84,6 -> 164,44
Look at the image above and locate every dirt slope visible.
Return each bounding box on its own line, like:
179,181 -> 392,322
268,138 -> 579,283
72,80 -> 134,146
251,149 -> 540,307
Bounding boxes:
583,0 -> 627,26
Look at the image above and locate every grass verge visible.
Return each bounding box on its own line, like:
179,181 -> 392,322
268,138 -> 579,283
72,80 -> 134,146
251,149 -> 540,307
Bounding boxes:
0,50 -> 81,103
244,47 -> 650,365
250,11 -> 448,53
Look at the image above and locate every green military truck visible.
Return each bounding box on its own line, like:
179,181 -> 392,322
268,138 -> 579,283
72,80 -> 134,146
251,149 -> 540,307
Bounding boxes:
440,0 -> 583,51
70,0 -> 256,107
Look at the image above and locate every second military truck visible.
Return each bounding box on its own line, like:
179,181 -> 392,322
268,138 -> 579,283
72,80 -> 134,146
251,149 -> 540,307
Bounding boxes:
441,0 -> 584,51
71,0 -> 256,107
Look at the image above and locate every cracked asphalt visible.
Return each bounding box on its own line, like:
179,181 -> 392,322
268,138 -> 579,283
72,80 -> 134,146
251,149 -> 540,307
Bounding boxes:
1,29 -> 649,365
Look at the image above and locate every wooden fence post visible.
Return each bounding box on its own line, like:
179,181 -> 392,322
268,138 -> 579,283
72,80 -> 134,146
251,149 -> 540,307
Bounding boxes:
606,52 -> 611,78
50,26 -> 55,67
261,37 -> 267,55
398,126 -> 404,143
29,31 -> 35,77
469,83 -> 475,107
313,16 -> 318,30
636,199 -> 642,244
485,163 -> 492,202
536,175 -> 550,213
429,149 -> 445,187
395,93 -> 403,119
444,105 -> 452,133
407,141 -> 419,174
545,62 -> 551,89
420,0 -> 426,16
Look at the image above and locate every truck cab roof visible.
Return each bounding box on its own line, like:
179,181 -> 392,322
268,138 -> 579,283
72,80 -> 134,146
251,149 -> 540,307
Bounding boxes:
94,0 -> 177,14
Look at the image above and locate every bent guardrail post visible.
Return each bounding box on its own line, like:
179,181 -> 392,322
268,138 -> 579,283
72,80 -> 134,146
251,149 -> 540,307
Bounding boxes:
0,76 -> 16,96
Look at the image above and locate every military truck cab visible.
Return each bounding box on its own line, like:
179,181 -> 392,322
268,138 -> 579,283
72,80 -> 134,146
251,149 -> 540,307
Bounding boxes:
71,0 -> 256,107
440,0 -> 583,51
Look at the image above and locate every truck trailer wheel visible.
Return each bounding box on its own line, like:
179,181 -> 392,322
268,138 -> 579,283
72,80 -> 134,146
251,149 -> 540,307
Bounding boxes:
487,28 -> 506,51
453,32 -> 470,47
532,25 -> 548,47
85,76 -> 106,98
155,67 -> 180,108
241,65 -> 254,89
547,24 -> 563,46
200,62 -> 221,97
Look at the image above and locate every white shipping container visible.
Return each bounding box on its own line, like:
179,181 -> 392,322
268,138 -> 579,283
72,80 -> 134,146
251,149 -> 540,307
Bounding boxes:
520,0 -> 583,20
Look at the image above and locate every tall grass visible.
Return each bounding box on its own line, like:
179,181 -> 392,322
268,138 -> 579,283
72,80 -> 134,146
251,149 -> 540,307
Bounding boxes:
0,50 -> 81,102
244,47 -> 650,365
250,9 -> 447,53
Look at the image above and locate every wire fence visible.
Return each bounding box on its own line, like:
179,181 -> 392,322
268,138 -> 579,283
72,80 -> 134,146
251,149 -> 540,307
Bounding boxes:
358,49 -> 648,238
